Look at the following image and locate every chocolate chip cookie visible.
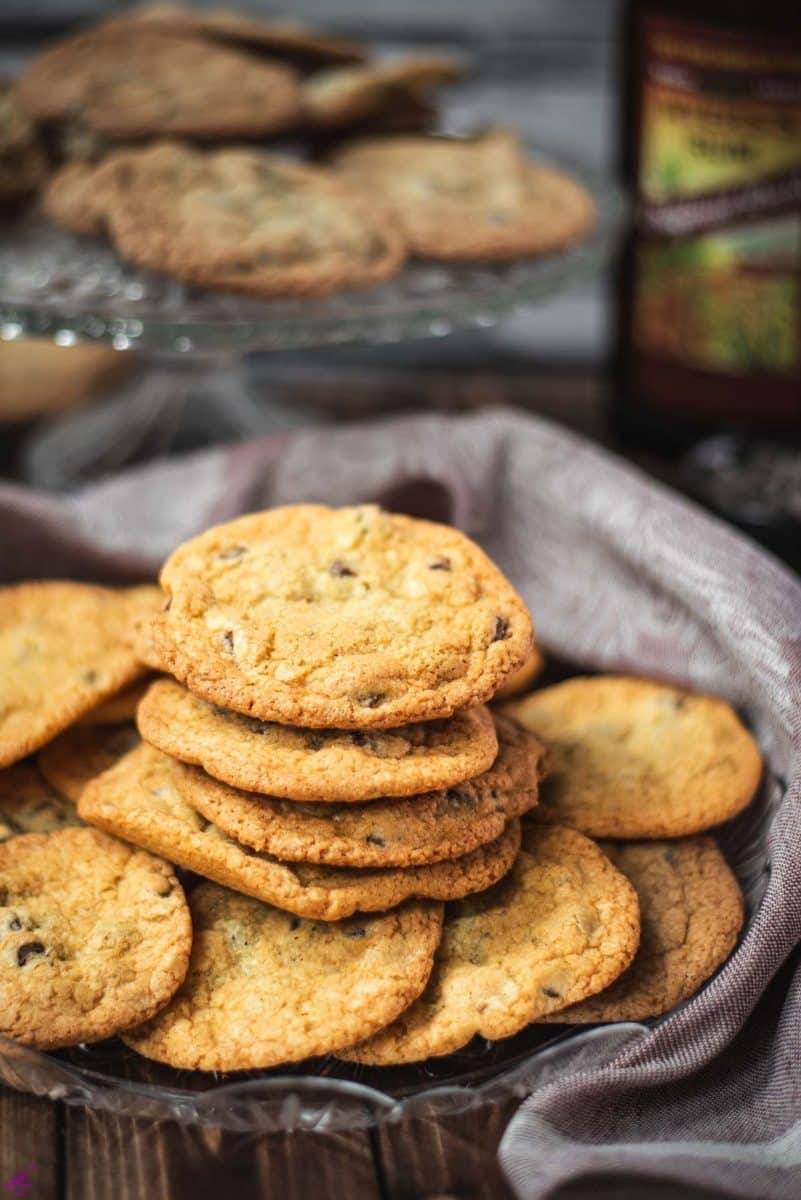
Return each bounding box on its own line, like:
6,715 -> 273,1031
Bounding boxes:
137,678 -> 498,802
334,129 -> 595,261
104,5 -> 366,69
493,643 -> 545,701
17,29 -> 302,140
504,676 -> 762,838
38,723 -> 140,804
342,825 -> 640,1064
82,142 -> 406,297
541,836 -> 744,1023
152,714 -> 543,867
0,82 -> 47,209
83,677 -> 154,725
43,158 -> 123,236
303,57 -> 460,130
78,744 -> 522,920
0,827 -> 191,1049
0,764 -> 81,843
145,504 -> 534,728
0,582 -> 159,768
124,882 -> 441,1071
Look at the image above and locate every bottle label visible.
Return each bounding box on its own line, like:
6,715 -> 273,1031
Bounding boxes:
640,27 -> 801,205
630,12 -> 801,414
635,214 -> 801,377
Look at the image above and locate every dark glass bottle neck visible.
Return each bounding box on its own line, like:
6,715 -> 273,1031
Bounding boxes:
624,0 -> 798,33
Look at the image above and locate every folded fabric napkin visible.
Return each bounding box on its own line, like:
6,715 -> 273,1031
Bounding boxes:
2,408 -> 800,1199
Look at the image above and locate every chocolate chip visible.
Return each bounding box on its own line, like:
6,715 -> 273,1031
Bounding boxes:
663,848 -> 678,865
221,631 -> 234,654
429,556 -> 451,571
219,546 -> 246,561
8,916 -> 21,931
358,693 -> 384,709
81,668 -> 99,685
17,942 -> 45,967
366,833 -> 385,847
329,559 -> 356,577
491,616 -> 510,642
541,986 -> 562,999
305,734 -> 325,752
351,731 -> 368,747
288,917 -> 301,931
345,927 -> 367,939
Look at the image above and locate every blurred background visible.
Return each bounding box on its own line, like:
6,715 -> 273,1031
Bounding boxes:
1,0 -> 799,564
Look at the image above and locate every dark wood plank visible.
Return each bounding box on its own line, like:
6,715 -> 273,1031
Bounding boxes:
63,1107 -> 382,1200
0,1086 -> 59,1200
376,1096 -> 519,1199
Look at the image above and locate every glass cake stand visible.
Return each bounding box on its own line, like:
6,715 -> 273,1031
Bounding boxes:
0,158 -> 620,355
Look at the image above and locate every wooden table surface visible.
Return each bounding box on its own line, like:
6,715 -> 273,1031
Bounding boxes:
0,1087 -> 528,1199
0,366 -> 779,1200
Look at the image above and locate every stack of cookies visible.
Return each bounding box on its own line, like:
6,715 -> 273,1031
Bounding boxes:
0,505 -> 762,1073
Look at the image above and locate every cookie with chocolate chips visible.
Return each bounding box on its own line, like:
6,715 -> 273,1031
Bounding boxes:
0,826 -> 191,1049
39,723 -> 140,804
137,678 -> 499,802
103,5 -> 366,69
43,156 -> 126,236
540,836 -> 743,1023
334,129 -> 595,261
84,142 -> 406,297
143,504 -> 534,729
0,582 -> 159,768
0,764 -> 82,843
303,56 -> 460,131
0,82 -> 47,209
504,676 -> 762,838
189,10 -> 365,68
82,677 -> 154,725
341,825 -> 640,1064
79,743 -> 522,919
17,29 -> 302,140
124,881 -> 441,1072
143,713 -> 544,867
493,643 -> 545,701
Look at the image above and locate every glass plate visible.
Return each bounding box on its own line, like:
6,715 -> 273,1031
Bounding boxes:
0,157 -> 622,354
0,690 -> 775,1133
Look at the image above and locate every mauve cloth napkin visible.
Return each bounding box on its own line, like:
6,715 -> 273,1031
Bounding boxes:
2,407 -> 801,1199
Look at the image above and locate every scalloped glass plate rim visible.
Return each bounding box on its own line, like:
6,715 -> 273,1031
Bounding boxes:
0,766 -> 771,1134
0,1022 -> 650,1131
0,154 -> 623,354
